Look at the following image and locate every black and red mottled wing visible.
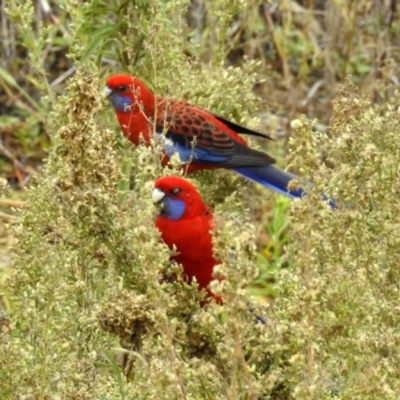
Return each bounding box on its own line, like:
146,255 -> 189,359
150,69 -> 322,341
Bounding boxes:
212,113 -> 273,141
155,101 -> 275,167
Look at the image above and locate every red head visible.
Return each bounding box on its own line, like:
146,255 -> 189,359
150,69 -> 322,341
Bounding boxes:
152,176 -> 211,221
104,74 -> 155,115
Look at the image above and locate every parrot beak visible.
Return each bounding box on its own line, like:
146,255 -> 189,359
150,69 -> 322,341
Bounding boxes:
152,187 -> 165,205
103,86 -> 113,97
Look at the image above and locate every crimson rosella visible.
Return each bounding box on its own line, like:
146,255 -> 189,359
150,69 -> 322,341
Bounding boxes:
104,74 -> 304,198
152,175 -> 221,302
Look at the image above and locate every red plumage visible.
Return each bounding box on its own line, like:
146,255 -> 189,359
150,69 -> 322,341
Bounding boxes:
152,176 -> 221,302
104,74 -> 275,173
105,74 -> 308,199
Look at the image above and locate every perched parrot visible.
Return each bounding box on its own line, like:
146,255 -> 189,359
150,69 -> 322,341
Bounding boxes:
152,175 -> 221,302
104,74 -> 304,198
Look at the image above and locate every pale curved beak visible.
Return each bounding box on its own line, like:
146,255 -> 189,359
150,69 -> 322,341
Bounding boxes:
152,187 -> 165,204
103,86 -> 113,97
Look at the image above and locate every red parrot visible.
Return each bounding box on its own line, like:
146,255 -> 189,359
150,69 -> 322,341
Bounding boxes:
104,74 -> 304,198
152,175 -> 221,302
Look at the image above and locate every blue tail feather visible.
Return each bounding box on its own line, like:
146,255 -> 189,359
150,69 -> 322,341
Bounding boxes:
232,165 -> 305,199
233,165 -> 336,209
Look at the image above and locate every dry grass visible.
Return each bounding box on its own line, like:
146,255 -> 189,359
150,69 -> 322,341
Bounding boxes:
1,0 -> 400,398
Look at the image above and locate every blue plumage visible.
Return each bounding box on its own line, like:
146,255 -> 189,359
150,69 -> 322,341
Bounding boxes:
234,166 -> 335,208
160,196 -> 187,220
232,165 -> 304,198
109,93 -> 132,112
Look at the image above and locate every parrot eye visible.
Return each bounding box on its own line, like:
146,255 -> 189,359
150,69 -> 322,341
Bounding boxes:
170,188 -> 181,195
117,85 -> 127,91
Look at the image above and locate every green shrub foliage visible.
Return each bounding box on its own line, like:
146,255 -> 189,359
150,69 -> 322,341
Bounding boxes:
2,0 -> 400,399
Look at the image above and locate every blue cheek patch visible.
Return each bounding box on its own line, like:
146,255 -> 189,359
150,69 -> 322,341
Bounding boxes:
110,93 -> 133,112
162,197 -> 186,220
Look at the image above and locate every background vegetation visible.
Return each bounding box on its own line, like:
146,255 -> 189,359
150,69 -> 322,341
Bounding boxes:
1,0 -> 400,398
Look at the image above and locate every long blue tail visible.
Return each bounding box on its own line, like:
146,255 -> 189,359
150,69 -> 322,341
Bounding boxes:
232,165 -> 335,208
232,165 -> 304,198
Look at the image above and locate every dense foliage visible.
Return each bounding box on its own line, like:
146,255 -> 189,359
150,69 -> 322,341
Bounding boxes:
1,0 -> 400,398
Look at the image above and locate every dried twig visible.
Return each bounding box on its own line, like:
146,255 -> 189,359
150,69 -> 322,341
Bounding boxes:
0,199 -> 26,208
0,210 -> 19,222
